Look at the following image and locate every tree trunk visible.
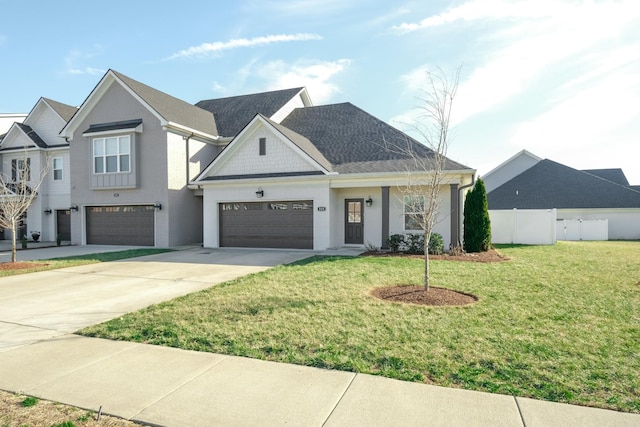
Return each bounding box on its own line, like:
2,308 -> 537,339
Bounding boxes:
424,233 -> 431,291
424,251 -> 430,291
11,220 -> 17,263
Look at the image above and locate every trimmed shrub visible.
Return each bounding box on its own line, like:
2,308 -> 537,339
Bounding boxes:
387,234 -> 405,253
428,233 -> 444,255
406,233 -> 424,254
463,179 -> 492,252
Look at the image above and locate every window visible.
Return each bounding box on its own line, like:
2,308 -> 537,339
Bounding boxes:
53,157 -> 63,180
11,158 -> 30,181
259,137 -> 266,156
347,201 -> 362,223
93,136 -> 130,174
404,195 -> 425,230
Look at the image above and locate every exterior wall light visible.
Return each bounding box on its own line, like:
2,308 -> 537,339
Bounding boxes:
366,197 -> 373,207
153,201 -> 162,211
44,208 -> 52,215
256,187 -> 264,198
70,204 -> 79,212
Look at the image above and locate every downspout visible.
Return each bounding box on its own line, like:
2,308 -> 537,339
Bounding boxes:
457,174 -> 476,246
184,133 -> 194,186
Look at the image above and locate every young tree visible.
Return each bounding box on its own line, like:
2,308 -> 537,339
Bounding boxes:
392,66 -> 461,291
0,149 -> 51,262
463,178 -> 491,252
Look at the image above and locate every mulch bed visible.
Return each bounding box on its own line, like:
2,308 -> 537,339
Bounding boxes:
0,262 -> 45,271
365,248 -> 504,306
370,285 -> 478,306
362,248 -> 508,263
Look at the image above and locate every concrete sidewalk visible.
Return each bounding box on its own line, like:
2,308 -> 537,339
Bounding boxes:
0,335 -> 637,427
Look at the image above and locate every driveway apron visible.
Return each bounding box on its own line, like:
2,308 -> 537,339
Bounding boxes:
0,247 -> 311,351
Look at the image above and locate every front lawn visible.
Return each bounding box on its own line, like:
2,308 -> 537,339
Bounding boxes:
80,241 -> 640,412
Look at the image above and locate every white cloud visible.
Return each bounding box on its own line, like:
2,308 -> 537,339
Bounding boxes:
257,59 -> 351,103
392,0 -> 572,33
166,33 -> 322,60
64,48 -> 105,76
394,1 -> 640,124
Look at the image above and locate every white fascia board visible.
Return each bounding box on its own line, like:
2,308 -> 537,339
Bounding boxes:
194,173 -> 329,188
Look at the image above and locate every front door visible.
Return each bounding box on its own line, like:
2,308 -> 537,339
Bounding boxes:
56,209 -> 71,241
345,199 -> 364,244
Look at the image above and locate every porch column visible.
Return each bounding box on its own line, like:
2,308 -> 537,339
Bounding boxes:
450,183 -> 460,248
381,186 -> 390,249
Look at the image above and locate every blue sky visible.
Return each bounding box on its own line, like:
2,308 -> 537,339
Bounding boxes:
1,0 -> 638,183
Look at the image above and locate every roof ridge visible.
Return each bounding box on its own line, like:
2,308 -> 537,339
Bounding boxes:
197,87 -> 304,104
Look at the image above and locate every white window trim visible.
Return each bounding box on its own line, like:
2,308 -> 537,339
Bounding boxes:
403,195 -> 426,231
53,157 -> 63,181
93,135 -> 131,174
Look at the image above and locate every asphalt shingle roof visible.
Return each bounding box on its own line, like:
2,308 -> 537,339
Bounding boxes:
42,98 -> 78,122
488,159 -> 640,209
111,70 -> 217,136
16,123 -> 48,148
195,88 -> 304,138
279,103 -> 470,173
582,168 -> 629,186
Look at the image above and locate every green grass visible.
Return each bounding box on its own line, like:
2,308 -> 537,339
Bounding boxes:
79,241 -> 640,412
0,248 -> 173,277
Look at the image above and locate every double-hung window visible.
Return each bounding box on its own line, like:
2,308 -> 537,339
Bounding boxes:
404,195 -> 425,231
93,136 -> 130,174
11,158 -> 30,181
53,157 -> 63,180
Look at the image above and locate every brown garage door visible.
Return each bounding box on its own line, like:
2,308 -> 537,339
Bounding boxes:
86,205 -> 155,246
219,201 -> 313,249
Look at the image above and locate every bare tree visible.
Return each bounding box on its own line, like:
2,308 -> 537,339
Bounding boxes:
0,149 -> 51,262
390,66 -> 461,291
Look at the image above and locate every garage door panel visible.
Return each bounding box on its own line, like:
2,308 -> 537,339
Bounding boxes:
86,205 -> 155,246
220,201 -> 313,249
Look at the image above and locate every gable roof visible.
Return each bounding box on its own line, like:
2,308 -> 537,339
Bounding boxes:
60,70 -> 218,140
41,98 -> 77,122
196,114 -> 333,182
280,103 -> 471,174
195,88 -> 305,138
16,123 -> 48,148
487,159 -> 640,209
582,168 -> 629,186
111,70 -> 217,136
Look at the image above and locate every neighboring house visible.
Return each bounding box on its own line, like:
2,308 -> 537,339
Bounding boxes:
5,69 -> 475,250
0,98 -> 77,241
0,113 -> 27,135
485,151 -> 640,241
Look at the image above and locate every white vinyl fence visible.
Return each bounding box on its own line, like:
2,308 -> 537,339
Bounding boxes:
489,209 -> 557,245
556,219 -> 608,241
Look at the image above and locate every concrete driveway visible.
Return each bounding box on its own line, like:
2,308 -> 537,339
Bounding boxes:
0,247 -> 311,351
